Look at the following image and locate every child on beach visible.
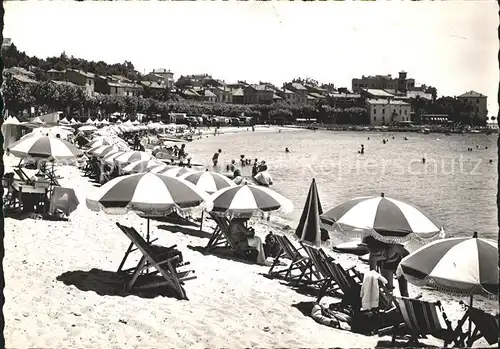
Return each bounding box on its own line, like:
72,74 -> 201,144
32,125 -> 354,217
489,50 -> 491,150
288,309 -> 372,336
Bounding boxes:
212,149 -> 222,167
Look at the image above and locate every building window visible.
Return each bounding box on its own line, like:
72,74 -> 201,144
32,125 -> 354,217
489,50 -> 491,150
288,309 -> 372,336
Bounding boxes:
382,109 -> 385,114
404,109 -> 407,115
373,108 -> 376,114
476,99 -> 479,103
374,117 -> 376,121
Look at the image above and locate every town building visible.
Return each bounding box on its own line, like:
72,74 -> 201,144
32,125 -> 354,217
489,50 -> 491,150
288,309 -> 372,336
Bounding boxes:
95,75 -> 143,97
46,69 -> 66,81
231,88 -> 244,104
366,99 -> 411,126
1,38 -> 12,51
352,71 -> 416,94
209,86 -> 233,103
285,82 -> 308,105
281,89 -> 299,107
328,93 -> 363,109
65,69 -> 95,96
145,68 -> 174,89
4,66 -> 36,79
457,91 -> 488,122
243,84 -> 274,105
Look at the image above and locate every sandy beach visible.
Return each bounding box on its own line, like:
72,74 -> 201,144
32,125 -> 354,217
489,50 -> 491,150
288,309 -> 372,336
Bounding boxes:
3,128 -> 497,348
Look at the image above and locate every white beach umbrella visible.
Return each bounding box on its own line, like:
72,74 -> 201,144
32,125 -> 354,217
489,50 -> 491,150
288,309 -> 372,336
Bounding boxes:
78,125 -> 98,132
8,135 -> 84,161
86,172 -> 210,241
122,159 -> 166,174
153,166 -> 194,177
180,170 -> 235,194
206,184 -> 293,219
113,151 -> 153,166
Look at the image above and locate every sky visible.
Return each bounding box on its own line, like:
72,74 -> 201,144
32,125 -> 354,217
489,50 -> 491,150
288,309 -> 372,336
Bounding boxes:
4,1 -> 499,116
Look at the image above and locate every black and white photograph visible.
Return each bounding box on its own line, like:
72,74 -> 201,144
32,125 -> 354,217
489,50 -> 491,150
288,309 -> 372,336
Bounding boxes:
0,1 -> 498,347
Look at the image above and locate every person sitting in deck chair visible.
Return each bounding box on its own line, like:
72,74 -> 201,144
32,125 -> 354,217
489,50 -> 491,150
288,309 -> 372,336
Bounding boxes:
228,218 -> 266,265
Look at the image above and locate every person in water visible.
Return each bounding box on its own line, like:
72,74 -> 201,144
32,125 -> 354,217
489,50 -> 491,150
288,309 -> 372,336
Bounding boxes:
285,147 -> 290,153
358,144 -> 364,154
422,157 -> 426,163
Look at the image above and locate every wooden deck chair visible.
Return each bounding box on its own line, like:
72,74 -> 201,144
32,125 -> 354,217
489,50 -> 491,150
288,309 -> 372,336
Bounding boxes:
13,168 -> 32,185
267,235 -> 315,283
297,242 -> 343,296
389,296 -> 456,347
205,214 -> 254,258
205,213 -> 235,250
115,223 -> 196,300
453,303 -> 499,347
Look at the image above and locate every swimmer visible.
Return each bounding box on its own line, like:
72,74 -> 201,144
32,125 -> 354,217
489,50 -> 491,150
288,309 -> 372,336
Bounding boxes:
489,159 -> 493,164
285,147 -> 290,153
422,158 -> 426,164
360,144 -> 365,154
367,137 -> 370,140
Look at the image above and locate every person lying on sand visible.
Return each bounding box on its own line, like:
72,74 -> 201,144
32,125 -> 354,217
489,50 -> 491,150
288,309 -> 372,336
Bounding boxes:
228,218 -> 267,265
311,302 -> 351,330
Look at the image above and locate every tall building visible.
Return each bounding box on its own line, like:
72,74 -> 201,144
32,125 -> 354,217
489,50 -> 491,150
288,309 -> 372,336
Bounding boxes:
457,91 -> 488,122
352,71 -> 415,94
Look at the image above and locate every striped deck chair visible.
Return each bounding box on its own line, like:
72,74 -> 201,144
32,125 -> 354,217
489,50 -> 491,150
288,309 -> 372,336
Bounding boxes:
453,302 -> 499,347
267,235 -> 318,283
205,213 -> 235,250
205,213 -> 254,259
115,223 -> 196,300
298,243 -> 343,298
390,296 -> 456,347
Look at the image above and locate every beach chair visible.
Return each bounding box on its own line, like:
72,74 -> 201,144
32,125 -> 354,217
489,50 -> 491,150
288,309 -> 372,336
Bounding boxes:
205,213 -> 254,259
385,296 -> 456,347
267,235 -> 317,283
115,223 -> 196,300
297,243 -> 344,298
453,302 -> 499,347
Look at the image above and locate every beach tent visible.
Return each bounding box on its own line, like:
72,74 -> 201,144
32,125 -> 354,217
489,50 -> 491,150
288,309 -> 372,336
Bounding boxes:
31,116 -> 44,124
2,116 -> 23,150
59,117 -> 70,125
70,118 -> 79,125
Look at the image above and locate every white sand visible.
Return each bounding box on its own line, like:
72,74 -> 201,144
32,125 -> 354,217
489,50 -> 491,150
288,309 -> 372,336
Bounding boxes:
3,149 -> 497,347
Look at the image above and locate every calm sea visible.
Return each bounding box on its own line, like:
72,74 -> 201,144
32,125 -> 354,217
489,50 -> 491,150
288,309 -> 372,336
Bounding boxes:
187,129 -> 498,240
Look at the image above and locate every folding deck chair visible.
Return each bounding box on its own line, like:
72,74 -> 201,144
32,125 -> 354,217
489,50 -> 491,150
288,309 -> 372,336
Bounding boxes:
296,242 -> 346,299
386,296 -> 456,347
205,213 -> 254,259
453,302 -> 499,347
268,235 -> 316,283
115,223 -> 196,300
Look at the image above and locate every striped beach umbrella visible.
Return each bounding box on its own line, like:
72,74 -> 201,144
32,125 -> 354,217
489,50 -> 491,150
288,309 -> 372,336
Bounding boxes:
113,151 -> 152,166
87,145 -> 119,158
295,178 -> 329,247
180,170 -> 235,194
122,159 -> 166,174
86,172 -> 209,241
398,232 -> 498,296
8,135 -> 84,161
320,193 -> 444,244
207,184 -> 293,218
87,137 -> 111,148
102,150 -> 127,165
153,166 -> 194,177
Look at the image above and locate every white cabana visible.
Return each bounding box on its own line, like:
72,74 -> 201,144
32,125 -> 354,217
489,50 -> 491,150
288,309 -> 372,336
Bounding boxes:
59,117 -> 70,125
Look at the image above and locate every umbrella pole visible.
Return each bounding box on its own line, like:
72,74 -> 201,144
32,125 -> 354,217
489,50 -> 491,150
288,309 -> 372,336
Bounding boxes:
200,210 -> 204,232
467,294 -> 473,344
147,217 -> 150,243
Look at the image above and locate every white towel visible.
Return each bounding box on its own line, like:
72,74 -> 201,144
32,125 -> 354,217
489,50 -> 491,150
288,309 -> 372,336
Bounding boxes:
360,270 -> 388,310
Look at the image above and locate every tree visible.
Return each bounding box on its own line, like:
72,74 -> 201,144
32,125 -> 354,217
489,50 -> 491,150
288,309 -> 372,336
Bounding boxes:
175,76 -> 194,91
2,74 -> 35,117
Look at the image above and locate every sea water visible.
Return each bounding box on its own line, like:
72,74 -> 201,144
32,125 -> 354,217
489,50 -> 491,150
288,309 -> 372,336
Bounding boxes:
187,129 -> 498,240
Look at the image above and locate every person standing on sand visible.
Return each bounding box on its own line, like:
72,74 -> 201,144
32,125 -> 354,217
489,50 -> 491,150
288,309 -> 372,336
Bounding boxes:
363,236 -> 409,297
212,149 -> 222,167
